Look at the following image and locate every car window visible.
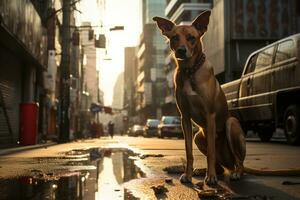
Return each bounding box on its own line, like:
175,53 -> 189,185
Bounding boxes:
163,117 -> 172,124
163,117 -> 180,124
275,40 -> 295,63
255,46 -> 274,71
244,54 -> 258,74
173,117 -> 181,124
147,120 -> 159,126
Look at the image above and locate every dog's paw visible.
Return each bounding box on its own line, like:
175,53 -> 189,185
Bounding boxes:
230,172 -> 241,181
179,173 -> 192,183
205,174 -> 218,185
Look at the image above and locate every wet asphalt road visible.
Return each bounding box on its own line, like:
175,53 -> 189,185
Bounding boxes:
0,135 -> 299,200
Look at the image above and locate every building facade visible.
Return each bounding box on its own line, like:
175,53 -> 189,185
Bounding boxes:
124,47 -> 137,121
165,0 -> 212,24
203,0 -> 300,83
0,0 -> 49,146
81,22 -> 99,105
136,0 -> 167,123
112,72 -> 124,110
78,22 -> 100,135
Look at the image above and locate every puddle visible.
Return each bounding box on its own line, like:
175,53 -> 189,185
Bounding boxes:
0,173 -> 85,200
96,149 -> 145,200
0,148 -> 145,200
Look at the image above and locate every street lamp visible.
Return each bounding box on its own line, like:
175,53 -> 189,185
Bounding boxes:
109,26 -> 124,31
94,26 -> 124,49
98,26 -> 125,60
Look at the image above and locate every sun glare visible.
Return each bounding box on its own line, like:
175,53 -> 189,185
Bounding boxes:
78,0 -> 141,106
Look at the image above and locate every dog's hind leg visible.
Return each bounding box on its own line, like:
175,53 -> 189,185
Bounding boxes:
194,128 -> 207,155
226,117 -> 246,180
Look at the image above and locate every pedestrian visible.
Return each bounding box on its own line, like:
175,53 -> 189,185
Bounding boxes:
108,121 -> 114,138
91,121 -> 97,138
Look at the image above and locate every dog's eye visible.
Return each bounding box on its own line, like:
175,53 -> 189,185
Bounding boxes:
171,35 -> 179,42
187,35 -> 196,43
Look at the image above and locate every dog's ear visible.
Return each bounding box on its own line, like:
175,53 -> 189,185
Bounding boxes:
192,10 -> 211,35
153,16 -> 175,37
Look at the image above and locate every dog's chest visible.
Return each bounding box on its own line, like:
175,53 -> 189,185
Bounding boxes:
181,80 -> 207,111
183,80 -> 198,96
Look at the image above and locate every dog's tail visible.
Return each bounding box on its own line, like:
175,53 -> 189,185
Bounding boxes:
244,167 -> 300,176
164,165 -> 300,177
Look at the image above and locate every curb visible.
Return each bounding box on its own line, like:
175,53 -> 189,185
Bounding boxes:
0,142 -> 57,156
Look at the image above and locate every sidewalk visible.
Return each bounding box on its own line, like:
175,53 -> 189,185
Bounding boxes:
0,141 -> 57,156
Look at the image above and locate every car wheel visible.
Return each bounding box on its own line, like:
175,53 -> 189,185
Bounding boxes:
177,133 -> 184,139
284,105 -> 300,145
257,127 -> 274,142
159,130 -> 165,138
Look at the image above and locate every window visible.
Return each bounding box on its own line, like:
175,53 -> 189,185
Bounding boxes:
255,46 -> 274,71
275,40 -> 295,63
163,116 -> 180,124
244,54 -> 257,74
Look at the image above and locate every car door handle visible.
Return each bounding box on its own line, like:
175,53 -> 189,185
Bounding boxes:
246,78 -> 251,87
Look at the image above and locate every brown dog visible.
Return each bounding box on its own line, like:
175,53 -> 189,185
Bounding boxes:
153,11 -> 246,185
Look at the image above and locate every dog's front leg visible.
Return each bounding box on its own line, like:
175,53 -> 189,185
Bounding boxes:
180,116 -> 193,183
205,112 -> 218,185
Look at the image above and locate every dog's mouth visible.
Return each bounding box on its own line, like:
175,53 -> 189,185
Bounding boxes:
175,49 -> 193,60
175,52 -> 188,60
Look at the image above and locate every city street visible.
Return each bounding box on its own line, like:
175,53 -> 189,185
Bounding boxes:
0,135 -> 299,200
1,0 -> 300,200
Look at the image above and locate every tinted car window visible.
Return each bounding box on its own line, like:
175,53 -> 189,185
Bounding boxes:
163,116 -> 181,124
255,46 -> 274,71
245,54 -> 258,74
275,40 -> 295,63
147,120 -> 159,127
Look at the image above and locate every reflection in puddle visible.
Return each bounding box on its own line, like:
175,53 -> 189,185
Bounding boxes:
96,151 -> 144,200
0,148 -> 144,200
0,173 -> 85,200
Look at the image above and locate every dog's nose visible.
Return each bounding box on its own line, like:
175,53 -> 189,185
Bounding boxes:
176,47 -> 186,56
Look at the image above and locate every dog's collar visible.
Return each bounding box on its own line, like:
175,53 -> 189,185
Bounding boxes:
182,53 -> 206,91
182,53 -> 206,75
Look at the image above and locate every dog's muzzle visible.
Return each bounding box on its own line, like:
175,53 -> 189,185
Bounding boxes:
175,46 -> 187,59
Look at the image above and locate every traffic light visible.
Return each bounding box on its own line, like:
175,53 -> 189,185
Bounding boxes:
94,34 -> 106,48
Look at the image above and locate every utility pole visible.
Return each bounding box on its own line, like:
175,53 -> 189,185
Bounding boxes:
59,0 -> 71,142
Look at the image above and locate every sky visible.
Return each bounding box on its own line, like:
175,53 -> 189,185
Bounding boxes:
78,0 -> 142,106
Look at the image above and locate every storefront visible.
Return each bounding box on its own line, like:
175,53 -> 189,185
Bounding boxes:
0,0 -> 47,146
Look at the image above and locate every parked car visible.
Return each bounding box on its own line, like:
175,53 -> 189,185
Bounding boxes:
143,119 -> 160,137
222,33 -> 300,145
128,125 -> 144,137
158,116 -> 183,138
